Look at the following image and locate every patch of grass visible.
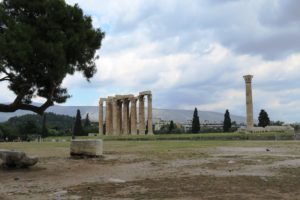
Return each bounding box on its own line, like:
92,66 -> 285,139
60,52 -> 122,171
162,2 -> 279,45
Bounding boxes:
0,142 -> 70,157
2,140 -> 300,160
44,132 -> 296,142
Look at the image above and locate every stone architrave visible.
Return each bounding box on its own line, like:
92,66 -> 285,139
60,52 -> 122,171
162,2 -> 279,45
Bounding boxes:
243,75 -> 254,128
147,94 -> 153,135
138,95 -> 145,134
122,99 -> 130,135
112,98 -> 118,135
130,97 -> 138,135
98,98 -> 105,135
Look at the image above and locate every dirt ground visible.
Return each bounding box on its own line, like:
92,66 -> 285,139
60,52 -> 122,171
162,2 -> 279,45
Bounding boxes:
0,140 -> 300,200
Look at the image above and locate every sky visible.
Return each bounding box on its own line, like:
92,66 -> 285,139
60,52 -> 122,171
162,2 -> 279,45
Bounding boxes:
1,0 -> 300,122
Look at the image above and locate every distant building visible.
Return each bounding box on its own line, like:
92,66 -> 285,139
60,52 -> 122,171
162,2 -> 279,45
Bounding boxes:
182,120 -> 192,132
153,118 -> 170,131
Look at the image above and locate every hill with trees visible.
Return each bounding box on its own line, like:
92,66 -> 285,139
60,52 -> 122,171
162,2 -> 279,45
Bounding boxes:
0,112 -> 97,140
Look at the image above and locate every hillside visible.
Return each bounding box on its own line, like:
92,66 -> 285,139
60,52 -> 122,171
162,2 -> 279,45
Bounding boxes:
0,105 -> 246,124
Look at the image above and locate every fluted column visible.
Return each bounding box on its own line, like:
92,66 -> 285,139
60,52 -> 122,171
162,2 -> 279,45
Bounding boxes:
112,98 -> 118,135
138,95 -> 145,135
243,75 -> 254,129
98,98 -> 104,135
130,97 -> 137,135
147,94 -> 153,135
117,100 -> 123,135
106,97 -> 113,135
122,99 -> 130,135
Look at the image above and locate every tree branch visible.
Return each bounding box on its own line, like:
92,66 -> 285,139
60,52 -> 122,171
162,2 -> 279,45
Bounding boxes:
0,76 -> 9,82
0,84 -> 56,115
0,100 -> 54,115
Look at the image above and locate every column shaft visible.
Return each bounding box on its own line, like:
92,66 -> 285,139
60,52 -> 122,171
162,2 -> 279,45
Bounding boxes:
117,101 -> 123,134
98,99 -> 104,135
243,75 -> 254,128
147,94 -> 153,135
122,99 -> 129,135
106,98 -> 113,135
139,95 -> 145,135
112,98 -> 118,135
130,98 -> 137,135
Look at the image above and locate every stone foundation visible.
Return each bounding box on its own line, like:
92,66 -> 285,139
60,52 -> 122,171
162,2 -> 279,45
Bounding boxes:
70,139 -> 103,157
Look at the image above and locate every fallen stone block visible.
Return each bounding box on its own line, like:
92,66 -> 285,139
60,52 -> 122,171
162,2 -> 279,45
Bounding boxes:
0,149 -> 38,168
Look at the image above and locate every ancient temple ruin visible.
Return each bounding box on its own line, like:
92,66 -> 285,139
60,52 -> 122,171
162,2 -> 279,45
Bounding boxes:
98,91 -> 153,135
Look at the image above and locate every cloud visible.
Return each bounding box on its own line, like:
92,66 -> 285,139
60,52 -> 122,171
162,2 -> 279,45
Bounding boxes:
65,0 -> 300,60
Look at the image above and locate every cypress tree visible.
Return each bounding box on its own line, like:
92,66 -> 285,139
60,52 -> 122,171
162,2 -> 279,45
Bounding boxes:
223,109 -> 232,132
84,113 -> 91,127
73,109 -> 83,136
191,108 -> 200,133
169,120 -> 175,133
258,109 -> 270,127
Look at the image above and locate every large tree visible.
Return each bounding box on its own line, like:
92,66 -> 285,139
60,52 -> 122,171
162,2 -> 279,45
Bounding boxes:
258,109 -> 270,128
0,0 -> 105,114
191,108 -> 200,133
223,109 -> 231,132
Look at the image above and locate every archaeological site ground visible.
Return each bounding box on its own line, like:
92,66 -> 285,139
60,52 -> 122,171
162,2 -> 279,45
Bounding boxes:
1,137 -> 300,200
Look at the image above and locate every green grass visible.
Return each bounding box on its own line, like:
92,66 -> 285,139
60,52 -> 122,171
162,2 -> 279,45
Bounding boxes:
2,140 -> 300,160
44,131 -> 296,142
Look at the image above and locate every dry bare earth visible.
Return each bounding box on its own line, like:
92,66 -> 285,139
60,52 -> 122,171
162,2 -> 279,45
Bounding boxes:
0,140 -> 300,200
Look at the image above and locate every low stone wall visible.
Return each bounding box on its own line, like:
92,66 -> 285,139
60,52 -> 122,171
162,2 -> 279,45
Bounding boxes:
70,139 -> 103,157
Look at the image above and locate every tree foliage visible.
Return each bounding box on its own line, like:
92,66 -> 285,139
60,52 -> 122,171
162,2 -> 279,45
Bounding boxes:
191,108 -> 200,133
73,109 -> 83,136
223,109 -> 231,132
0,0 -> 105,114
258,109 -> 270,128
84,113 -> 91,127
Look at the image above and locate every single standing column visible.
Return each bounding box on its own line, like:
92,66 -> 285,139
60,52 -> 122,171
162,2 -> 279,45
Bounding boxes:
112,98 -> 118,135
98,98 -> 104,135
243,75 -> 254,129
139,95 -> 145,135
122,99 -> 129,135
147,94 -> 153,135
130,97 -> 137,135
106,97 -> 113,135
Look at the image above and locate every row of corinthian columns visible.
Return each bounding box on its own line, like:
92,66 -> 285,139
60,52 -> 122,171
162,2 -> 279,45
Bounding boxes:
98,91 -> 153,135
